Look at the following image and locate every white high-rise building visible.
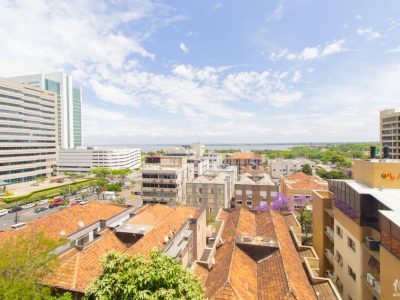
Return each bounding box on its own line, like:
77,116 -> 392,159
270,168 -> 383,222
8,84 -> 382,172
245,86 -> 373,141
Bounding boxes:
6,73 -> 82,148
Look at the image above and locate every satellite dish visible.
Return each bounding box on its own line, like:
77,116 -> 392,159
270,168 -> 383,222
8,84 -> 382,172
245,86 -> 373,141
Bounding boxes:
78,220 -> 85,228
60,230 -> 66,237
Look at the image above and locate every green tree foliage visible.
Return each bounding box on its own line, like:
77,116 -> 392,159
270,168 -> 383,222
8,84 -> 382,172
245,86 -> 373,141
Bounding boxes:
0,231 -> 71,300
301,164 -> 313,175
90,167 -> 112,178
84,249 -> 206,300
106,183 -> 122,192
316,169 -> 350,180
298,210 -> 312,237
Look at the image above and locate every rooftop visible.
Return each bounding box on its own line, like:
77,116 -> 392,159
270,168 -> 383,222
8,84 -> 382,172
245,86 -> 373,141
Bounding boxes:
0,202 -> 127,244
190,172 -> 229,184
196,208 -> 339,300
237,172 -> 275,186
44,204 -> 200,293
284,172 -> 328,190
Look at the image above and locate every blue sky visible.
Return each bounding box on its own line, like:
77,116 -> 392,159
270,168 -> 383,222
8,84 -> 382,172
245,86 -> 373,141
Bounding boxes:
1,0 -> 400,145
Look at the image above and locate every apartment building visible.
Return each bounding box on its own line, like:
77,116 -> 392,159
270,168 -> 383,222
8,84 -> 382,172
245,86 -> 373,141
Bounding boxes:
58,147 -> 141,173
7,73 -> 83,148
380,109 -> 400,159
233,172 -> 278,209
191,143 -> 205,157
165,146 -> 194,156
186,171 -> 233,214
312,159 -> 400,300
194,207 -> 341,299
187,157 -> 209,177
280,172 -> 328,211
200,151 -> 221,169
270,157 -> 317,178
0,79 -> 57,184
223,152 -> 263,174
141,156 -> 194,205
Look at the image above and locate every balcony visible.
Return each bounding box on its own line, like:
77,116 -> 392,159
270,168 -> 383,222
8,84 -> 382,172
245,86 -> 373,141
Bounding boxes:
325,248 -> 334,266
325,226 -> 334,242
362,242 -> 380,262
363,273 -> 380,299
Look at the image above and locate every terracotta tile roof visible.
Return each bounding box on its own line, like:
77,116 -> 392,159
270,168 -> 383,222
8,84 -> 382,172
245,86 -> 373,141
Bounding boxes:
0,202 -> 127,245
313,282 -> 339,300
200,208 -> 337,300
44,228 -> 128,292
44,204 -> 199,292
284,172 -> 328,191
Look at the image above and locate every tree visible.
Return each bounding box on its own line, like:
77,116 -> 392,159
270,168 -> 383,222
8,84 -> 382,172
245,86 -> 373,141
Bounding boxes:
111,168 -> 132,184
0,230 -> 71,300
298,210 -> 312,237
106,183 -> 122,192
301,164 -> 313,176
113,197 -> 126,204
84,249 -> 206,300
317,169 -> 350,180
90,167 -> 112,178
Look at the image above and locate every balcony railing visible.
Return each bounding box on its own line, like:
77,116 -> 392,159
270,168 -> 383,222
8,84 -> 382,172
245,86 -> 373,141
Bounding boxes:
325,226 -> 334,242
325,248 -> 334,266
363,273 -> 380,299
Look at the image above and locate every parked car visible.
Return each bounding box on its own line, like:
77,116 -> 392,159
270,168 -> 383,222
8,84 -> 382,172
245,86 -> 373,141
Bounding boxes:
49,202 -> 62,209
133,191 -> 143,196
21,203 -> 35,209
34,206 -> 48,213
8,206 -> 22,213
37,199 -> 49,205
0,209 -> 8,217
79,200 -> 88,206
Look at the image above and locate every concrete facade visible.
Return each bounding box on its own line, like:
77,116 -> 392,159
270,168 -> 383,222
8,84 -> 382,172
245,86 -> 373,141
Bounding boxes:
270,157 -> 317,178
0,79 -> 57,184
6,73 -> 82,148
58,147 -> 141,173
141,156 -> 194,205
233,172 -> 278,209
380,109 -> 400,159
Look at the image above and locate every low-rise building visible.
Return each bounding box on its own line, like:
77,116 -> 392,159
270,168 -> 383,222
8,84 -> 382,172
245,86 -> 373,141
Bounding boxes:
280,172 -> 328,211
194,207 -> 341,299
270,157 -> 317,178
233,172 -> 278,209
10,203 -> 206,298
191,143 -> 205,157
58,147 -> 141,173
145,154 -> 161,164
200,152 -> 222,169
186,171 -> 233,214
141,156 -> 194,205
165,146 -> 194,157
312,159 -> 400,300
187,157 -> 209,177
223,152 -> 263,174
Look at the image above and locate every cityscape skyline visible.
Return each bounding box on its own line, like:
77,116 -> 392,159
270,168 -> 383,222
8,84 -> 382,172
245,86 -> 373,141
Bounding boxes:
1,0 -> 400,145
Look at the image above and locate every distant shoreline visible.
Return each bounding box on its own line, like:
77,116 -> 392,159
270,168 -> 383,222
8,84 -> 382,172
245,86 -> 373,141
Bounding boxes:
88,142 -> 377,152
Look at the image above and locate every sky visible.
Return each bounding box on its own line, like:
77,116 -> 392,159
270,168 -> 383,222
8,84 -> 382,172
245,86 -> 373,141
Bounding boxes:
1,0 -> 400,145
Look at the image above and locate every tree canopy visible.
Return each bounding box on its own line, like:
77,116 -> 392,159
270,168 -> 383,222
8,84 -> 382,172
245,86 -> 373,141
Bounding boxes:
84,249 -> 206,300
90,167 -> 112,178
301,163 -> 313,175
0,231 -> 71,300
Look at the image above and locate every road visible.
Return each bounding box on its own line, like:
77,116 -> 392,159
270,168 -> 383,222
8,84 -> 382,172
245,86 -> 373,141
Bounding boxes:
0,194 -> 97,231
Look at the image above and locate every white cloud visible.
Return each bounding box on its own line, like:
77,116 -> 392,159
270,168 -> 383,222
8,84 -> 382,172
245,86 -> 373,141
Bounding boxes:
386,46 -> 400,53
355,14 -> 362,20
292,70 -> 301,83
267,0 -> 285,21
357,27 -> 381,40
179,42 -> 189,53
322,39 -> 346,56
299,47 -> 320,60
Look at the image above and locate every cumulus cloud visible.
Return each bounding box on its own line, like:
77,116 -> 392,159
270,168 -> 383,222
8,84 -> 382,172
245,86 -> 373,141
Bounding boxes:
179,42 -> 189,53
267,0 -> 285,21
322,39 -> 346,56
355,14 -> 362,20
357,27 -> 381,40
299,47 -> 320,60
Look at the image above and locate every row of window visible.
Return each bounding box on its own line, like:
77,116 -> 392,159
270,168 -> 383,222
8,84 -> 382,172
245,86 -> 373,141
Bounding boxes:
0,100 -> 54,115
0,151 -> 55,158
0,123 -> 54,132
0,108 -> 55,121
0,139 -> 55,143
142,174 -> 177,179
0,131 -> 55,138
0,116 -> 54,126
0,146 -> 56,150
142,183 -> 177,188
0,165 -> 47,175
0,159 -> 46,167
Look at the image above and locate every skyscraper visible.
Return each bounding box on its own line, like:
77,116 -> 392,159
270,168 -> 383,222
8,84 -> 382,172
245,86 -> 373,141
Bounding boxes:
6,73 -> 82,148
0,79 -> 57,184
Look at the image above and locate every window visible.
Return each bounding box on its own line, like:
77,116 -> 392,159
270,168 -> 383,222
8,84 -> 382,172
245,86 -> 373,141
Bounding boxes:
348,237 -> 356,252
335,250 -> 343,267
198,198 -> 202,203
246,201 -> 252,206
336,226 -> 343,238
199,188 -> 202,193
348,266 -> 356,282
210,189 -> 214,194
237,200 -> 242,205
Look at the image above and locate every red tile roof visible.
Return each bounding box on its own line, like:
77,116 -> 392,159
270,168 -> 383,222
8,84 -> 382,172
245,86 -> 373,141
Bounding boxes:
284,172 -> 328,190
44,204 -> 199,292
226,153 -> 263,160
199,208 -> 337,300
